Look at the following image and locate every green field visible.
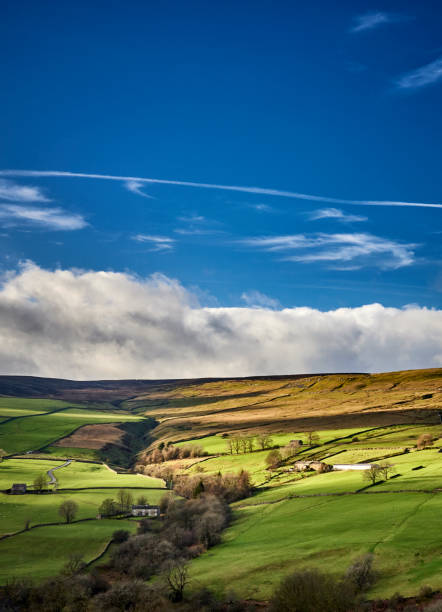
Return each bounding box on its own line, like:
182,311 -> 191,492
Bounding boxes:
1,370 -> 442,599
0,487 -> 168,535
0,407 -> 143,454
0,458 -> 165,492
0,455 -> 170,580
0,397 -> 77,418
0,519 -> 137,582
189,491 -> 442,599
42,445 -> 101,461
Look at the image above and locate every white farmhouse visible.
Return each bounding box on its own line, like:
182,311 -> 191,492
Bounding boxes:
131,504 -> 160,518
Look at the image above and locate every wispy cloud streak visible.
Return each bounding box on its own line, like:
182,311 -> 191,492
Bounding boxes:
0,179 -> 49,203
350,12 -> 404,32
125,180 -> 154,199
0,204 -> 87,230
1,169 -> 441,209
242,233 -> 417,270
309,208 -> 367,222
132,234 -> 175,251
396,57 -> 442,90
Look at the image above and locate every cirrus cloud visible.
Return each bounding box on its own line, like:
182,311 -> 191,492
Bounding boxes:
242,232 -> 417,270
0,263 -> 441,379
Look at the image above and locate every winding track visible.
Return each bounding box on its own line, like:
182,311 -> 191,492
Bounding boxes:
47,459 -> 71,484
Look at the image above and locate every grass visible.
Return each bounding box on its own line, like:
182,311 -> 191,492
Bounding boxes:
0,397 -> 76,418
129,369 -> 442,447
189,492 -> 442,599
0,519 -> 137,583
41,446 -> 101,461
173,428 -> 371,455
0,488 -> 170,535
0,458 -> 166,491
0,408 -> 144,454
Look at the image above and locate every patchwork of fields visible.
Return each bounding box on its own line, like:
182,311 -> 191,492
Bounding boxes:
0,396 -> 168,582
1,368 -> 442,601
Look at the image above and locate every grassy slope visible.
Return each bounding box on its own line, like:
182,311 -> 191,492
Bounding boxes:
0,407 -> 143,454
0,488 -> 168,535
0,458 -> 165,490
126,369 -> 442,447
0,520 -> 137,582
0,456 -> 170,581
0,397 -> 74,418
190,491 -> 442,599
1,369 -> 442,594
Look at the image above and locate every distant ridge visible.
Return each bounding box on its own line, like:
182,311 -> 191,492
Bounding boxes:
0,372 -> 366,402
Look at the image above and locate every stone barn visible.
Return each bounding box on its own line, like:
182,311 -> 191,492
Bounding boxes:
10,483 -> 27,494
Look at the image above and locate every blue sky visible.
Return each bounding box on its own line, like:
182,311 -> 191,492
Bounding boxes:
1,0 -> 442,311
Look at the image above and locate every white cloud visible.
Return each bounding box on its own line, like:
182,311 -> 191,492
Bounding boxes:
396,57 -> 442,90
125,180 -> 154,199
309,208 -> 367,223
132,234 -> 175,251
241,290 -> 280,309
0,204 -> 87,230
0,179 -> 49,203
1,170 -> 441,209
350,12 -> 397,32
242,233 -> 417,270
0,263 -> 441,378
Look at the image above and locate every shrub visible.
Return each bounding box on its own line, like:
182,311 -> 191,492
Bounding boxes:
345,553 -> 375,592
112,529 -> 130,544
270,569 -> 356,612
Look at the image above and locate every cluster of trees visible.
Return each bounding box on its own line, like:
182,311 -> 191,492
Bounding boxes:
225,433 -> 274,454
98,490 -> 149,517
172,470 -> 253,503
139,443 -> 207,465
110,493 -> 230,591
363,461 -> 397,485
0,572 -> 254,611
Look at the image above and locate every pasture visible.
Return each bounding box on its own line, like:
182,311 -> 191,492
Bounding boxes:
0,520 -> 137,582
189,491 -> 442,599
0,407 -> 143,454
0,458 -> 165,491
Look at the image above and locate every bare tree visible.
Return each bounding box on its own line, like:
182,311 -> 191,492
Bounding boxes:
117,489 -> 134,513
61,552 -> 85,576
307,431 -> 320,446
363,465 -> 381,486
257,433 -> 274,450
239,436 -> 248,454
0,449 -> 7,463
246,435 -> 255,453
417,433 -> 434,449
226,438 -> 234,455
378,461 -> 396,481
33,473 -> 47,494
58,500 -> 78,523
232,436 -> 241,455
163,560 -> 190,602
136,495 -> 148,505
266,449 -> 282,469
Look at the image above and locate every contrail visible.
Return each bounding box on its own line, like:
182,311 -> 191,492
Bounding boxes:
0,169 -> 441,209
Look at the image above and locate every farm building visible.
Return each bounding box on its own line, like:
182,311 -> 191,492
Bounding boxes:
332,463 -> 376,471
131,504 -> 160,518
292,460 -> 331,472
10,483 -> 27,495
289,439 -> 303,446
